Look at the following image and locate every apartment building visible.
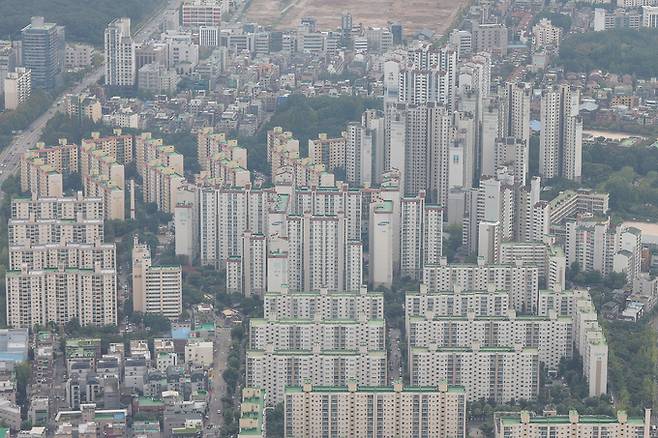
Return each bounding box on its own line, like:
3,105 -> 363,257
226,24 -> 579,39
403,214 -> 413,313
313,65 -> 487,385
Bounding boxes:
18,156 -> 63,198
248,318 -> 385,352
308,133 -> 346,173
565,217 -> 642,281
406,310 -> 572,370
21,140 -> 78,187
6,195 -> 116,328
410,344 -> 539,403
4,67 -> 31,110
263,287 -> 384,321
81,131 -> 134,165
422,258 -> 539,314
132,237 -> 182,319
495,410 -> 650,438
246,347 -> 387,405
104,18 -> 136,87
499,241 -> 566,290
405,283 -> 510,318
284,381 -> 466,438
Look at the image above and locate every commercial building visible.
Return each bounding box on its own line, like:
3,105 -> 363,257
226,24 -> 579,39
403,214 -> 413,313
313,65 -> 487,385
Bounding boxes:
284,381 -> 466,438
21,16 -> 65,90
181,0 -> 222,28
132,237 -> 182,319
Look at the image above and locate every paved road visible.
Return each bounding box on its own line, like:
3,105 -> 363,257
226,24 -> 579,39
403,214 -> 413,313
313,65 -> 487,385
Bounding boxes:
388,328 -> 402,383
0,0 -> 182,190
207,326 -> 231,437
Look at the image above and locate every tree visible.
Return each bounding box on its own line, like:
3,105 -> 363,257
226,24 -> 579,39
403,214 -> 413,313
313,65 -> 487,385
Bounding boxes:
265,403 -> 284,438
15,361 -> 31,406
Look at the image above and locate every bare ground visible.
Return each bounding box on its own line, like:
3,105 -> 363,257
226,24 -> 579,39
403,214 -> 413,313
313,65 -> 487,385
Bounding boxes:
244,0 -> 468,34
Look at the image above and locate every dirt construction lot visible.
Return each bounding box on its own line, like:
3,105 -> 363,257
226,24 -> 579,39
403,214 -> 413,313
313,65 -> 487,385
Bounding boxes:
244,0 -> 469,34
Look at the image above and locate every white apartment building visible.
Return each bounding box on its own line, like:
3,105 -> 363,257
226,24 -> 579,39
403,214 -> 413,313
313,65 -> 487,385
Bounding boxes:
540,84 -> 582,182
9,194 -> 104,246
462,172 -> 514,258
574,295 -> 608,396
385,102 -> 453,204
4,67 -> 31,110
308,133 -> 346,174
532,18 -> 562,48
21,140 -> 79,186
410,344 -> 540,403
80,139 -> 125,190
495,410 -> 651,438
284,381 -> 466,438
345,116 -> 380,187
537,288 -> 608,397
246,347 -> 387,405
82,131 -> 134,165
369,199 -> 394,287
18,156 -> 63,198
565,217 -> 642,281
548,189 -> 609,225
104,18 -> 136,87
132,237 -> 182,319
422,258 -> 539,314
406,283 -> 511,318
642,5 -> 658,27
263,287 -> 384,321
400,192 -> 444,280
6,264 -> 117,328
406,310 -> 573,369
249,318 -> 385,352
500,241 -> 566,290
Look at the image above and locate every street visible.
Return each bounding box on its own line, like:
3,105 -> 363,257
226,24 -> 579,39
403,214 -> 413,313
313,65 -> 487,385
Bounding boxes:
388,328 -> 402,383
207,326 -> 231,437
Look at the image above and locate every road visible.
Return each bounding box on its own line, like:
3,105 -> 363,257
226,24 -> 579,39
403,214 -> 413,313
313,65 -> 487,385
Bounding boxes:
388,328 -> 402,383
0,0 -> 182,189
207,326 -> 231,437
